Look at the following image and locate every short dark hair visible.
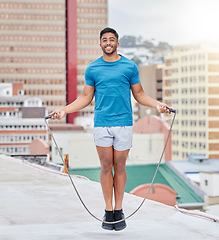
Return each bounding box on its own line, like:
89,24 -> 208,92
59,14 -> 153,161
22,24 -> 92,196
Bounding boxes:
100,27 -> 119,41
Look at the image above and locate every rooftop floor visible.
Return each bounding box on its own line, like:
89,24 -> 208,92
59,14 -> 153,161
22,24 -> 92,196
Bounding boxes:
0,155 -> 218,240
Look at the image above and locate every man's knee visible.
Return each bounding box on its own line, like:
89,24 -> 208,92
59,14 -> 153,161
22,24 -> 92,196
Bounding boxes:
114,161 -> 126,174
100,158 -> 113,173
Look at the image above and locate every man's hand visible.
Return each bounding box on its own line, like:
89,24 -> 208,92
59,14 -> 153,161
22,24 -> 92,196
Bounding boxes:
156,103 -> 173,114
48,109 -> 66,120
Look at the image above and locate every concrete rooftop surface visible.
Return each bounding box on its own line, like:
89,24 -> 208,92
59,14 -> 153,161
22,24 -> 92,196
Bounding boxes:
0,155 -> 219,240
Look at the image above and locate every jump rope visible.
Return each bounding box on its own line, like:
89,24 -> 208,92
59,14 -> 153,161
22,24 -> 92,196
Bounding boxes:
45,107 -> 176,224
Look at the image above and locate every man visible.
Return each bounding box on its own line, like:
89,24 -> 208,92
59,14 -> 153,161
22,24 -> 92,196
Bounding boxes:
50,27 -> 171,231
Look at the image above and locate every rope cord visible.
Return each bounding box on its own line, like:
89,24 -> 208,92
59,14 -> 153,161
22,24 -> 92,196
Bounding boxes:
44,111 -> 176,224
174,205 -> 219,223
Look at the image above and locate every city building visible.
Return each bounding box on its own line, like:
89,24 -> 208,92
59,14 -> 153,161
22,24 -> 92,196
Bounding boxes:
169,153 -> 219,205
200,171 -> 219,205
73,0 -> 108,126
0,83 -> 47,155
0,0 -> 108,126
0,0 -> 66,117
163,42 -> 219,160
139,64 -> 163,117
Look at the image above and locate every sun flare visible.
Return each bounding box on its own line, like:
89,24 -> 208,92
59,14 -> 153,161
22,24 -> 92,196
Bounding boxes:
184,1 -> 219,42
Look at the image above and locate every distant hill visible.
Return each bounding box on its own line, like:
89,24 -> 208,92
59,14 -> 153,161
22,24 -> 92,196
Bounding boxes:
119,35 -> 172,52
119,35 -> 172,66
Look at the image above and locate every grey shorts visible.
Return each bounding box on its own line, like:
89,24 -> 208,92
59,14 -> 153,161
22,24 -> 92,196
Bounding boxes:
93,126 -> 133,151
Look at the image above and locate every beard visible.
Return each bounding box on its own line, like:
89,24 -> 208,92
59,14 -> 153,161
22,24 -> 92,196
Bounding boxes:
101,45 -> 117,56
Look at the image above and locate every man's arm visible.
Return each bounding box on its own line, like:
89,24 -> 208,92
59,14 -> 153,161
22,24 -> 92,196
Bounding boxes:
50,84 -> 95,120
131,82 -> 170,113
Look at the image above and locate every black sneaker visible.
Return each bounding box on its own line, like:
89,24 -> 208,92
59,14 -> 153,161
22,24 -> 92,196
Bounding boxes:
102,210 -> 114,230
114,209 -> 127,231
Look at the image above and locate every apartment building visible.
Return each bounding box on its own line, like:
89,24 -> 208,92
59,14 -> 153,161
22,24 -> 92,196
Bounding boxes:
0,83 -> 47,155
163,42 -> 219,160
0,0 -> 108,126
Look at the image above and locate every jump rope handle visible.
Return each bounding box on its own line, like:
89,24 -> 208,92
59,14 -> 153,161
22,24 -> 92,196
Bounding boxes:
166,107 -> 176,113
45,113 -> 56,120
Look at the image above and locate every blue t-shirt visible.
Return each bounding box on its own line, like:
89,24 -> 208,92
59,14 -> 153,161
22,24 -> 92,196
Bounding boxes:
85,55 -> 140,127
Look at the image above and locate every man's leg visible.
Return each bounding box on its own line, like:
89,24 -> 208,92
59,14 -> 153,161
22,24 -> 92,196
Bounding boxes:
113,148 -> 129,231
96,146 -> 114,230
96,146 -> 114,211
113,149 -> 130,210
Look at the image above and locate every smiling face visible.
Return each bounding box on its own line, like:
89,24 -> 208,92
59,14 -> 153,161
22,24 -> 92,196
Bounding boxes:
100,32 -> 119,56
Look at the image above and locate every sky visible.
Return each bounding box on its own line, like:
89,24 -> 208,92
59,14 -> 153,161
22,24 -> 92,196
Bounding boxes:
108,0 -> 219,45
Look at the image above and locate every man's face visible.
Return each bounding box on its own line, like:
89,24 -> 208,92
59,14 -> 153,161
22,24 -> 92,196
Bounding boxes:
100,32 -> 119,56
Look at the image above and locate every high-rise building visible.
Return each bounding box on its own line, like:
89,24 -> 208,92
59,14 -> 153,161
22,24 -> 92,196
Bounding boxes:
0,0 -> 108,126
0,0 -> 66,116
163,42 -> 219,160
